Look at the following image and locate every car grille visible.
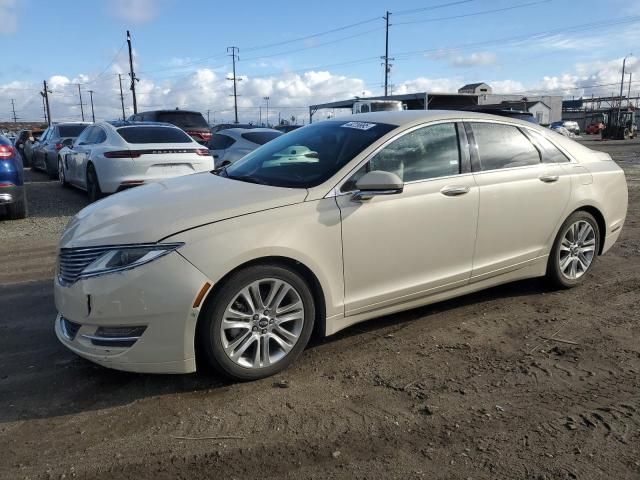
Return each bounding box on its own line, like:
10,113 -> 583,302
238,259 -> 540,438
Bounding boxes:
58,246 -> 113,285
60,316 -> 81,340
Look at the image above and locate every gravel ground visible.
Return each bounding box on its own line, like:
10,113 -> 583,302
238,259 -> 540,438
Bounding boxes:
0,139 -> 639,480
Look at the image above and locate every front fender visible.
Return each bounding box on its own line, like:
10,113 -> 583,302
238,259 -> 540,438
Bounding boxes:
166,198 -> 345,321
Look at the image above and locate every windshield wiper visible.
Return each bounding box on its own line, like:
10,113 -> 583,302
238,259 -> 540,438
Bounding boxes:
227,174 -> 268,185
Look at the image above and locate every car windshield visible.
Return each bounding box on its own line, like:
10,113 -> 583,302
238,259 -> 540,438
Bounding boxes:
241,131 -> 282,145
117,126 -> 193,144
225,120 -> 395,188
58,125 -> 87,137
157,112 -> 209,129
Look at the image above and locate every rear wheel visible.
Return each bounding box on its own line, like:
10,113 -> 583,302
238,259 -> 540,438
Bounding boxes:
6,189 -> 27,220
547,211 -> 599,289
86,164 -> 103,202
198,264 -> 315,381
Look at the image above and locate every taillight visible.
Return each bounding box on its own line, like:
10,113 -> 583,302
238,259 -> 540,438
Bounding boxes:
187,131 -> 212,141
196,149 -> 211,156
55,143 -> 64,151
0,145 -> 14,158
104,150 -> 141,159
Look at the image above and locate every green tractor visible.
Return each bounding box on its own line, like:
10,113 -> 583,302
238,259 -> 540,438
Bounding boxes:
601,109 -> 637,140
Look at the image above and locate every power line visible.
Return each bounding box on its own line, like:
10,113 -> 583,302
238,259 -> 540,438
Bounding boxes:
86,41 -> 127,85
394,0 -> 552,25
392,0 -> 477,16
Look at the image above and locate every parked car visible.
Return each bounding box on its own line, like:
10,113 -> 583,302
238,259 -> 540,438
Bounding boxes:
585,122 -> 605,135
550,120 -> 580,136
128,110 -> 211,144
31,123 -> 89,178
0,134 -> 27,219
208,128 -> 282,167
274,124 -> 302,133
550,125 -> 574,137
211,123 -> 257,133
14,128 -> 45,166
57,121 -> 213,202
54,111 -> 627,380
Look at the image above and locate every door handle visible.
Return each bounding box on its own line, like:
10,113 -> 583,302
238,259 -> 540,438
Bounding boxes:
539,174 -> 559,183
440,185 -> 470,197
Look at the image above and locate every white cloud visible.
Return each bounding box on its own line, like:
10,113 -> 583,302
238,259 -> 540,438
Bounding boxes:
108,0 -> 162,24
0,0 -> 19,35
3,54 -> 639,124
450,52 -> 497,68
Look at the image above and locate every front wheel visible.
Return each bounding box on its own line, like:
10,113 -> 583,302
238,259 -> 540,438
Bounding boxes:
198,265 -> 316,381
546,211 -> 600,289
58,157 -> 69,187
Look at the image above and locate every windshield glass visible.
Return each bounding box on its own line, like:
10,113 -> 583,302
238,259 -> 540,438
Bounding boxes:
157,112 -> 208,129
58,125 -> 87,137
225,120 -> 395,188
117,126 -> 193,144
370,102 -> 402,112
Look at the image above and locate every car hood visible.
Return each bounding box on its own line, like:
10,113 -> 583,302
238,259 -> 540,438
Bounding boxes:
60,172 -> 308,248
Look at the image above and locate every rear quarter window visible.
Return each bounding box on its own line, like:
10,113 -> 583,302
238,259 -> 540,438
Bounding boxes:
58,125 -> 88,137
117,126 -> 193,144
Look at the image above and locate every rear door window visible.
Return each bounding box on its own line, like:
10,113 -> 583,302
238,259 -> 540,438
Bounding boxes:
469,122 -> 540,171
117,126 -> 193,144
523,130 -> 570,163
241,131 -> 282,145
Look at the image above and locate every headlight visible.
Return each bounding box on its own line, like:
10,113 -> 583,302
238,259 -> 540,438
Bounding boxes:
80,243 -> 183,279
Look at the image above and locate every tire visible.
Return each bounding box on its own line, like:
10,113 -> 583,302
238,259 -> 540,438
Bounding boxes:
58,157 -> 69,188
6,189 -> 27,220
46,154 -> 58,180
546,211 -> 600,289
198,264 -> 316,381
86,164 -> 103,202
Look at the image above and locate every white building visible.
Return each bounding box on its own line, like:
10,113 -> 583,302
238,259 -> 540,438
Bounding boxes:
458,82 -> 493,95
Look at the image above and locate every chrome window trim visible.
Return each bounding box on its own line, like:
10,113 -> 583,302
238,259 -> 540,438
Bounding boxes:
327,119 -> 464,197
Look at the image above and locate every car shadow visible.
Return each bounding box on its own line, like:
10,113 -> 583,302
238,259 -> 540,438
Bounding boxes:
0,277 -> 549,423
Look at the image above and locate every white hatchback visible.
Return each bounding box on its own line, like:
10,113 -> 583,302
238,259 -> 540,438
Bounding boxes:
57,121 -> 213,202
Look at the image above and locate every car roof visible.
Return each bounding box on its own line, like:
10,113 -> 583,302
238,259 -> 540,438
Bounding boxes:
105,120 -> 177,128
219,128 -> 281,136
137,110 -> 202,115
333,109 -> 547,130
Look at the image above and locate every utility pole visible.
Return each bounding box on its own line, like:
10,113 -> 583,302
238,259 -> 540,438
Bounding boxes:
206,109 -> 210,125
41,80 -> 52,126
618,54 -> 632,118
75,84 -> 85,121
263,96 -> 270,127
382,11 -> 391,97
118,74 -> 126,120
627,72 -> 633,108
10,99 -> 18,123
41,95 -> 48,123
88,90 -> 96,123
227,46 -> 240,124
127,30 -> 139,114
259,106 -> 262,125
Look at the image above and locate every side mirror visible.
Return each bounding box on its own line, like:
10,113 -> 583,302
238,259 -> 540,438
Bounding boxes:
352,170 -> 403,202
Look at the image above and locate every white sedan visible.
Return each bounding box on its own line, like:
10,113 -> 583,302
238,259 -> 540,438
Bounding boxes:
57,121 -> 213,202
208,128 -> 282,168
54,111 -> 627,380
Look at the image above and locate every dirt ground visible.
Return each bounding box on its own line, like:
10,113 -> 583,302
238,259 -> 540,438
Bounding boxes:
1,138 -> 639,480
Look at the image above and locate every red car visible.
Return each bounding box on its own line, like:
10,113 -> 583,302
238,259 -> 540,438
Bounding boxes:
585,122 -> 604,135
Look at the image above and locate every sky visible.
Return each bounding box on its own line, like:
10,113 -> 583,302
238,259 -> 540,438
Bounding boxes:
1,0 -> 639,124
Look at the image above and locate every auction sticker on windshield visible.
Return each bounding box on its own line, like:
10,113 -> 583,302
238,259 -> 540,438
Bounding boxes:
341,122 -> 377,130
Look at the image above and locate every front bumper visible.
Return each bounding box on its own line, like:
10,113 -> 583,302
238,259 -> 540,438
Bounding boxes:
54,251 -> 212,374
0,185 -> 23,205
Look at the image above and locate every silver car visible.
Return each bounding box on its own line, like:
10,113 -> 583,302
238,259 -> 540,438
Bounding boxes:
208,128 -> 282,168
57,121 -> 213,202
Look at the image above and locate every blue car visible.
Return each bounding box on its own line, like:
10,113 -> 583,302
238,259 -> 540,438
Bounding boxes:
0,134 -> 27,219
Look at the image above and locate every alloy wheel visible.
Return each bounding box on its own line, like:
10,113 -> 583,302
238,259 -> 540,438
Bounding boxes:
558,220 -> 596,280
220,278 -> 305,369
